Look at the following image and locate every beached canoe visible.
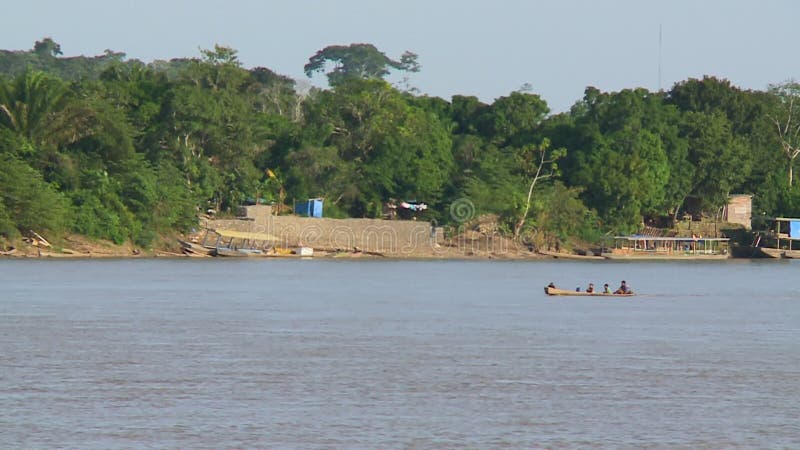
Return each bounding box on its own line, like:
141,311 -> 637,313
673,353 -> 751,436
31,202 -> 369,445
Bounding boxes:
544,286 -> 635,297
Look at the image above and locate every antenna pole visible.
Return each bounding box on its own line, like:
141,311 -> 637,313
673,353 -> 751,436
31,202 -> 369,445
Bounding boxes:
658,24 -> 663,91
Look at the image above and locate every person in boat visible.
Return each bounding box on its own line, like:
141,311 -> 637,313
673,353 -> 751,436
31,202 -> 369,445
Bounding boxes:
586,283 -> 595,293
575,287 -> 581,292
547,282 -> 556,289
603,283 -> 611,294
614,280 -> 631,294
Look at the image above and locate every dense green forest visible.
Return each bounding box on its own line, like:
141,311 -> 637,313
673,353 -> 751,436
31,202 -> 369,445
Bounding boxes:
1,38 -> 799,249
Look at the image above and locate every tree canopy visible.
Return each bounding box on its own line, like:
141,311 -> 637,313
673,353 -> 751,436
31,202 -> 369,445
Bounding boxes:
304,43 -> 420,86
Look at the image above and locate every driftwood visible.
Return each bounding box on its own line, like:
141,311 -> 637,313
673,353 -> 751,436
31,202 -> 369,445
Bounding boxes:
29,230 -> 51,247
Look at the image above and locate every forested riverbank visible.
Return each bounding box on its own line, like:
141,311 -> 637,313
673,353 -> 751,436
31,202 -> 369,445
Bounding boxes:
2,39 -> 799,254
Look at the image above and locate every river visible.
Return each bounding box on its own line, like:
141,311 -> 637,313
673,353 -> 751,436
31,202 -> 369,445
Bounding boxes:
1,258 -> 798,449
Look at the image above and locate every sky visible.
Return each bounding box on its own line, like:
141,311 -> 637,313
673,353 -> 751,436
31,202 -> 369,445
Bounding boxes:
3,0 -> 799,112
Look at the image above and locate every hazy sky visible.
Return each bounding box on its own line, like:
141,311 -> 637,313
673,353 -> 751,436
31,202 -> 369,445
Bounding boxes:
3,0 -> 798,112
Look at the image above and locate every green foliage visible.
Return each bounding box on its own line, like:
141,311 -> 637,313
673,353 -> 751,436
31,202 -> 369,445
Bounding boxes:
0,153 -> 72,237
70,169 -> 137,244
451,95 -> 489,135
775,183 -> 800,217
0,39 -> 127,81
298,78 -> 453,217
531,182 -> 601,243
455,143 -> 525,223
680,111 -> 749,209
304,44 -> 420,86
766,80 -> 800,186
485,92 -> 549,146
33,38 -> 62,57
563,89 -> 671,231
0,199 -> 14,238
1,40 -> 799,248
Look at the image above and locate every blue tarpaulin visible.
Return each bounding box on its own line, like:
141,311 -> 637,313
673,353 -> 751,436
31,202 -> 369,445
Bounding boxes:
790,220 -> 800,238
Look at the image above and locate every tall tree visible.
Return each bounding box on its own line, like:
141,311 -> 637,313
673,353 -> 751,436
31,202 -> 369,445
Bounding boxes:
485,91 -> 549,147
154,46 -> 282,211
767,81 -> 800,186
679,111 -> 749,211
564,88 -> 672,231
304,44 -> 419,86
299,78 -> 452,216
0,70 -> 92,153
33,37 -> 62,57
513,138 -> 564,239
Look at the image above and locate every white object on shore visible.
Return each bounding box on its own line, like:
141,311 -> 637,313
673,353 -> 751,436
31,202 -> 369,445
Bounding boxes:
296,247 -> 314,257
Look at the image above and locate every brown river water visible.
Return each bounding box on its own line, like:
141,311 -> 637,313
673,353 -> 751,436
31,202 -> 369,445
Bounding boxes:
1,258 -> 798,449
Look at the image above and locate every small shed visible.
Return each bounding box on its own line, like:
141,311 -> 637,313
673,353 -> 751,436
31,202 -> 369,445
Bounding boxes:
295,198 -> 324,218
723,194 -> 752,229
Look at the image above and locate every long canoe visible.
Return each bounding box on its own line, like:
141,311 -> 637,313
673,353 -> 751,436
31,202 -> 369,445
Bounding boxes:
544,286 -> 635,297
177,239 -> 215,256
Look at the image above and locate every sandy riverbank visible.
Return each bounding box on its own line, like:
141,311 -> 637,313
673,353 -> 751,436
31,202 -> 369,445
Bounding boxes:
1,232 -> 551,260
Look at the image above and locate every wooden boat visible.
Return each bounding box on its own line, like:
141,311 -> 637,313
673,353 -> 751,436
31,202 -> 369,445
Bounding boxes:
537,250 -> 605,260
544,286 -> 635,297
207,228 -> 281,257
177,239 -> 215,256
752,218 -> 800,259
757,247 -> 800,259
602,235 -> 730,260
215,247 -> 263,257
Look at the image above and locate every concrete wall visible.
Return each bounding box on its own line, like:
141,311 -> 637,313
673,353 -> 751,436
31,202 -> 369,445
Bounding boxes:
237,204 -> 273,219
207,215 -> 439,256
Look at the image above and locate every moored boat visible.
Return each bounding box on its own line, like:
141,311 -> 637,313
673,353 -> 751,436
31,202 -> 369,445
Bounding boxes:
753,217 -> 800,259
177,239 -> 215,257
602,235 -> 730,260
756,247 -> 800,259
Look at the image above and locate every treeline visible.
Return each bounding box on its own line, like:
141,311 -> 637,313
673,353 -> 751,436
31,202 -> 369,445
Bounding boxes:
1,39 -> 799,248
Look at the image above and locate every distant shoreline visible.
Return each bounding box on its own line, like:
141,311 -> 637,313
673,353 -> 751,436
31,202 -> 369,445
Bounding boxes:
0,232 -> 551,261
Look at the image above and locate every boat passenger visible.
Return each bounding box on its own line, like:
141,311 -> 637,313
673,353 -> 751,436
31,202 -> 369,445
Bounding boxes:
548,282 -> 556,289
586,283 -> 594,293
614,280 -> 631,294
575,287 -> 581,292
603,283 -> 611,294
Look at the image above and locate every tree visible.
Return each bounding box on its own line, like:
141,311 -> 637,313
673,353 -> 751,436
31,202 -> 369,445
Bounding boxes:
561,88 -> 672,231
531,182 -> 601,248
0,69 -> 136,190
299,78 -> 452,217
513,138 -> 564,239
767,81 -> 800,186
569,127 -> 669,232
667,76 -> 768,214
0,153 -> 71,237
154,46 -> 283,212
449,139 -> 523,227
485,92 -> 549,146
679,111 -> 749,212
0,70 -> 92,152
451,95 -> 489,135
304,44 -> 419,86
33,37 -> 62,57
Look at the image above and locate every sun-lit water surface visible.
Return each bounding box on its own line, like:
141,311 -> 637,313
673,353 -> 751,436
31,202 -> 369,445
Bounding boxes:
1,258 -> 799,449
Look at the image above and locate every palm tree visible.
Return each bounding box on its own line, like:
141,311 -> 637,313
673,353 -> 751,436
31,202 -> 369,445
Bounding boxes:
0,70 -> 93,152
